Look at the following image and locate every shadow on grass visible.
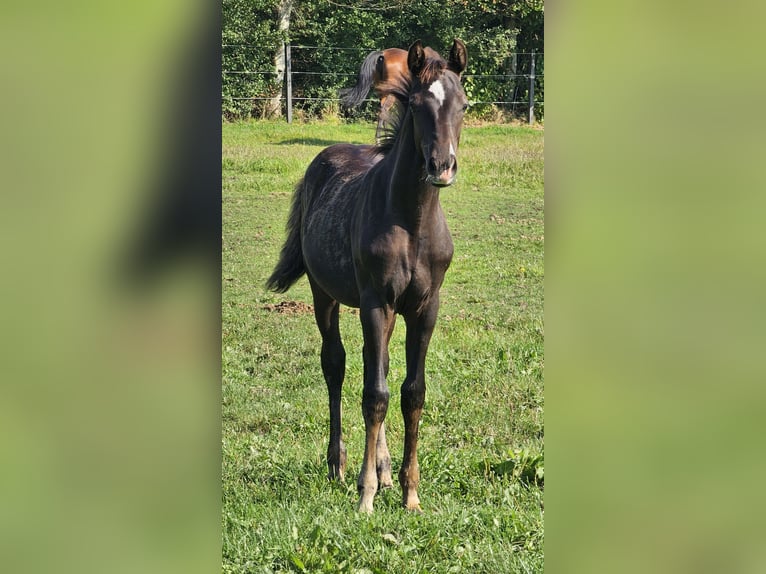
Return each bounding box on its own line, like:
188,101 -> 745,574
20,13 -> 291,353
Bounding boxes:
276,138 -> 349,147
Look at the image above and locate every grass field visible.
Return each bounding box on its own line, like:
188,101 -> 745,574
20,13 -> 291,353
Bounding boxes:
222,120 -> 544,573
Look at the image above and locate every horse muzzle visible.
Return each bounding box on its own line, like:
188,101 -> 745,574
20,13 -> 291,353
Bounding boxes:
426,156 -> 458,187
427,171 -> 457,187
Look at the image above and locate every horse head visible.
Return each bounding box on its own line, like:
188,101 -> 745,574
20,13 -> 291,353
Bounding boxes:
407,39 -> 468,187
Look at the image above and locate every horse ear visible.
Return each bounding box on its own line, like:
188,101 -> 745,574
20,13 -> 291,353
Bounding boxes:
448,39 -> 467,75
408,40 -> 426,77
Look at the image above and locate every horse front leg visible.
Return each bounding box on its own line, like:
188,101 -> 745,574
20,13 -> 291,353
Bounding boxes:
400,296 -> 440,511
360,348 -> 393,490
357,295 -> 396,512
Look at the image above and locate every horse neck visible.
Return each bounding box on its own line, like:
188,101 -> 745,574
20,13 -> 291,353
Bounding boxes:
384,110 -> 442,228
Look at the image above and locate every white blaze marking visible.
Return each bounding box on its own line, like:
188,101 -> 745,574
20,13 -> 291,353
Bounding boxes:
449,142 -> 456,157
428,80 -> 445,107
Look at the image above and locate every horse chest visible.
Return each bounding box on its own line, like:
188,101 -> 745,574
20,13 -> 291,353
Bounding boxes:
358,226 -> 452,310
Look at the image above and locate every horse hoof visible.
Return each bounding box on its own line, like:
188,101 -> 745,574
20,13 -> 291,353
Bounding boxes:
378,476 -> 394,490
357,485 -> 377,513
327,465 -> 345,482
327,471 -> 345,482
377,466 -> 394,489
357,498 -> 375,513
403,491 -> 422,512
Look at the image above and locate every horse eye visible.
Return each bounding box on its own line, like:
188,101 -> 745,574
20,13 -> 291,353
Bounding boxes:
461,102 -> 469,112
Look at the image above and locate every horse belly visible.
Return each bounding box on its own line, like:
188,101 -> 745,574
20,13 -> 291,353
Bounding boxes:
302,210 -> 360,308
298,144 -> 377,308
304,252 -> 360,307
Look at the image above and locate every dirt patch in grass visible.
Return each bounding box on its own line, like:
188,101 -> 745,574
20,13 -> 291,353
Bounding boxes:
263,300 -> 314,314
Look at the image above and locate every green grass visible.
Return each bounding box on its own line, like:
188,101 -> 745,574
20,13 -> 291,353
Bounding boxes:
223,120 -> 544,573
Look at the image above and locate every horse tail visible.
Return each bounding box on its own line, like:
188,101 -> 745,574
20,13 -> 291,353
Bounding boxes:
266,179 -> 306,293
339,50 -> 383,109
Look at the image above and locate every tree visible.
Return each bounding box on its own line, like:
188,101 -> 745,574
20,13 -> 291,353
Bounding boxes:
222,0 -> 283,119
267,0 -> 293,117
221,0 -> 544,120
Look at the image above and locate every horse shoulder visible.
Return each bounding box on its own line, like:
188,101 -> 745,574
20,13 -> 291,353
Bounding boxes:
420,210 -> 454,264
357,223 -> 409,267
353,224 -> 410,297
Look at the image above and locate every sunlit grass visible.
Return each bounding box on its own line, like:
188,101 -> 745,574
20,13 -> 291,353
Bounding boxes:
223,119 -> 544,573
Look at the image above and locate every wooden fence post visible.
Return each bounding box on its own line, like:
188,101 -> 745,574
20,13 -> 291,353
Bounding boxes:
285,43 -> 293,124
528,50 -> 535,124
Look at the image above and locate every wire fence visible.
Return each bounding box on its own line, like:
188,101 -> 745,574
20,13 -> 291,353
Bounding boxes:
222,44 -> 544,123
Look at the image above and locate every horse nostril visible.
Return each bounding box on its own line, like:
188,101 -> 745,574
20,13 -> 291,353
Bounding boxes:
428,157 -> 438,173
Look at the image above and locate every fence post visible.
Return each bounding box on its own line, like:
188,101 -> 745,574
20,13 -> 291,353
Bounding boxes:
528,50 -> 535,124
285,43 -> 293,124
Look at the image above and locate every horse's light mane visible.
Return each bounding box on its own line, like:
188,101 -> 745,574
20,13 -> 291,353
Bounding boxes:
419,48 -> 447,84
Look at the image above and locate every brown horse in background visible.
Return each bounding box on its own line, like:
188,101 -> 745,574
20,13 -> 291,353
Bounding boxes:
269,39 -> 468,512
340,48 -> 410,141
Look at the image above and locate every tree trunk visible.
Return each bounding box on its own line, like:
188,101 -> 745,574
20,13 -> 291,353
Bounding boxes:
267,0 -> 292,118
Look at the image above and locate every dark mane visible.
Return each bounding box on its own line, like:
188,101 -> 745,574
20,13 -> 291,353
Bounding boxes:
370,49 -> 448,153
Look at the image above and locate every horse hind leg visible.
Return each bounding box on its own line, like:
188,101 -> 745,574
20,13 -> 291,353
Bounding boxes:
309,279 -> 347,481
376,422 -> 393,489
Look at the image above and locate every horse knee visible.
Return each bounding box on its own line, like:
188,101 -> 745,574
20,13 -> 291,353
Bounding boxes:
400,379 -> 425,413
362,386 -> 389,423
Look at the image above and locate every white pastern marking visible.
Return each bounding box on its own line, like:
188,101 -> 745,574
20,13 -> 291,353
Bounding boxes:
428,80 -> 445,107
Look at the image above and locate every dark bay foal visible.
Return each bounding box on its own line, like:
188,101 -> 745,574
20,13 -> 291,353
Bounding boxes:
267,39 -> 468,512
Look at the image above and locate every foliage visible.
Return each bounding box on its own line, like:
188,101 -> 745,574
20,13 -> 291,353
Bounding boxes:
222,119 -> 544,572
222,0 -> 284,119
222,0 -> 544,120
